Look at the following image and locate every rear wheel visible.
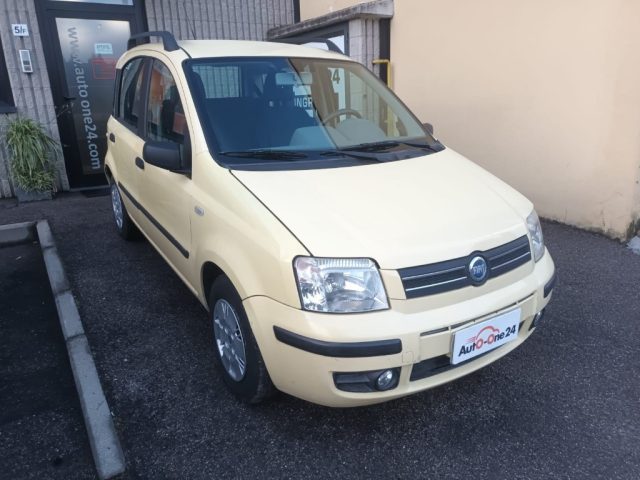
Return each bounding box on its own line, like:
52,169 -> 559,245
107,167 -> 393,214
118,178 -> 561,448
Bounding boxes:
110,182 -> 139,240
209,276 -> 275,403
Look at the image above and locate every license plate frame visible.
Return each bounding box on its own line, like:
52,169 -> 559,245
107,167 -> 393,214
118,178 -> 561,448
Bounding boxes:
450,308 -> 521,365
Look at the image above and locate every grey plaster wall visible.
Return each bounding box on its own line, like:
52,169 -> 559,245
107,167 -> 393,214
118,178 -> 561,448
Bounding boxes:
348,17 -> 380,77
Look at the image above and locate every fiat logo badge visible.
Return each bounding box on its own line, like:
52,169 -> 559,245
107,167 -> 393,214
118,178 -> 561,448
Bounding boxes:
468,256 -> 488,284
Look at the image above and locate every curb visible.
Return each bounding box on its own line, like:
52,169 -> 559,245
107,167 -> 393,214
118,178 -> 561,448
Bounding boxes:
2,221 -> 126,477
0,221 -> 36,246
34,221 -> 126,479
36,220 -> 125,480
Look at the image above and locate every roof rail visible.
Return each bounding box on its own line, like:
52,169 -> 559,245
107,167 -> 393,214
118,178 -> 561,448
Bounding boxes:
274,37 -> 342,54
127,31 -> 179,52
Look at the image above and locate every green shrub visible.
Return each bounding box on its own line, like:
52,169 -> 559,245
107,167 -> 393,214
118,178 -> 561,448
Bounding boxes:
5,117 -> 58,193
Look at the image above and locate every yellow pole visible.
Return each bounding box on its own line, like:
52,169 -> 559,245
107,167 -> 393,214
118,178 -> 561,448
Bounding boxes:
372,59 -> 392,89
372,59 -> 394,135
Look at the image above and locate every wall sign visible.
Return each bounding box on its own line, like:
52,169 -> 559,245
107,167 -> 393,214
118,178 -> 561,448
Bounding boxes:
19,50 -> 33,73
12,24 -> 29,37
94,43 -> 113,55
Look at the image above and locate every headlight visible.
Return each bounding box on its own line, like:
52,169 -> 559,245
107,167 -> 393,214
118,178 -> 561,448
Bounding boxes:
293,257 -> 389,313
526,210 -> 545,262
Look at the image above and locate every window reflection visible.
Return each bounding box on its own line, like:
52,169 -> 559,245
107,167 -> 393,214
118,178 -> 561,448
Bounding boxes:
56,0 -> 134,5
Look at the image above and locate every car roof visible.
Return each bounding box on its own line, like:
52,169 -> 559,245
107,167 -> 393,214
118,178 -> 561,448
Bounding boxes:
127,39 -> 350,61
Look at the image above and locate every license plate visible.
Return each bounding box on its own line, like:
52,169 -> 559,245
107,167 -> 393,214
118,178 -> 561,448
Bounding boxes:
451,308 -> 521,365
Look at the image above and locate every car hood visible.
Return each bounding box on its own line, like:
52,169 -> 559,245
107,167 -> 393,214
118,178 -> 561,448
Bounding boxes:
231,148 -> 533,269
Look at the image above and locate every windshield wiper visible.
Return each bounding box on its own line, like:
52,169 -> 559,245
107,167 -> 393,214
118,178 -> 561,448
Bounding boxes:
342,140 -> 400,152
401,140 -> 445,152
319,139 -> 443,162
319,149 -> 380,162
220,149 -> 308,160
342,140 -> 443,153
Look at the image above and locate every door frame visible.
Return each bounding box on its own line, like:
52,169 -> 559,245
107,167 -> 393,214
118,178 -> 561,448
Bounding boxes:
35,0 -> 148,189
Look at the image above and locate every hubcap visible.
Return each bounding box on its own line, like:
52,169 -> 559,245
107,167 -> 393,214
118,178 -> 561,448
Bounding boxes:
213,299 -> 247,382
111,184 -> 124,230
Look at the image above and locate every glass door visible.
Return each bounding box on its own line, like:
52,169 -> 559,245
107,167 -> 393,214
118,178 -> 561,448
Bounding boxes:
56,18 -> 130,183
36,1 -> 146,188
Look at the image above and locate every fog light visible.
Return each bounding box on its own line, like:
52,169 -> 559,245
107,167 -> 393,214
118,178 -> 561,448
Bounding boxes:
334,367 -> 400,392
376,369 -> 397,391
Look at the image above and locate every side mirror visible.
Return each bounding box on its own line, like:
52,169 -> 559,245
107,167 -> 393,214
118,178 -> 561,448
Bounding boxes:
423,122 -> 434,136
143,140 -> 186,172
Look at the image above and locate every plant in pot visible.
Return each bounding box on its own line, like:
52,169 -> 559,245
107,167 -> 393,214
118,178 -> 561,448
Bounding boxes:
5,117 -> 59,202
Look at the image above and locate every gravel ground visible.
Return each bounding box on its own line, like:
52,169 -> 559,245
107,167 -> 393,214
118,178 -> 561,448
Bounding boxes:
1,192 -> 639,479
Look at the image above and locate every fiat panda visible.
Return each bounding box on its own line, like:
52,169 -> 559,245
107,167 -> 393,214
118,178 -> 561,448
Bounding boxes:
105,31 -> 556,407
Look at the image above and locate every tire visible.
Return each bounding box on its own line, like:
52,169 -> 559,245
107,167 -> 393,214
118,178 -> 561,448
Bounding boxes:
209,275 -> 275,404
110,182 -> 140,240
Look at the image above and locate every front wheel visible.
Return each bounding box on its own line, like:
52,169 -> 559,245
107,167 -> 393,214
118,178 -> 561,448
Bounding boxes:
209,276 -> 275,404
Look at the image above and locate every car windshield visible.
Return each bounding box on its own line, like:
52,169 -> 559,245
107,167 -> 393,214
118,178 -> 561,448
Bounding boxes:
184,56 -> 441,169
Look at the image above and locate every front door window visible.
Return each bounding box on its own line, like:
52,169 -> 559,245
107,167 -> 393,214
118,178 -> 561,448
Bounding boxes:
146,61 -> 187,146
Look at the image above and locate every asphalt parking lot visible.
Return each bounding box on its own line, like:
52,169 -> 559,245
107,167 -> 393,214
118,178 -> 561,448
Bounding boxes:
0,242 -> 94,479
1,192 -> 639,479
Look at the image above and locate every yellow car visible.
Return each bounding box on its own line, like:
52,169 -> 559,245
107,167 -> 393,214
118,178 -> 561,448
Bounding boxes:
105,31 -> 556,407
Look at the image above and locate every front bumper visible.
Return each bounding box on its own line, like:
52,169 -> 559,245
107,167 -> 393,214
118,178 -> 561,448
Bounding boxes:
243,251 -> 555,407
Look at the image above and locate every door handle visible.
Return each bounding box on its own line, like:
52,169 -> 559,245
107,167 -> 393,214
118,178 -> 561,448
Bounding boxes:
109,133 -> 116,143
135,157 -> 145,170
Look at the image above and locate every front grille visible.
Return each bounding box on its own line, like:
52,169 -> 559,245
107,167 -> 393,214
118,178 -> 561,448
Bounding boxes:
398,235 -> 531,299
